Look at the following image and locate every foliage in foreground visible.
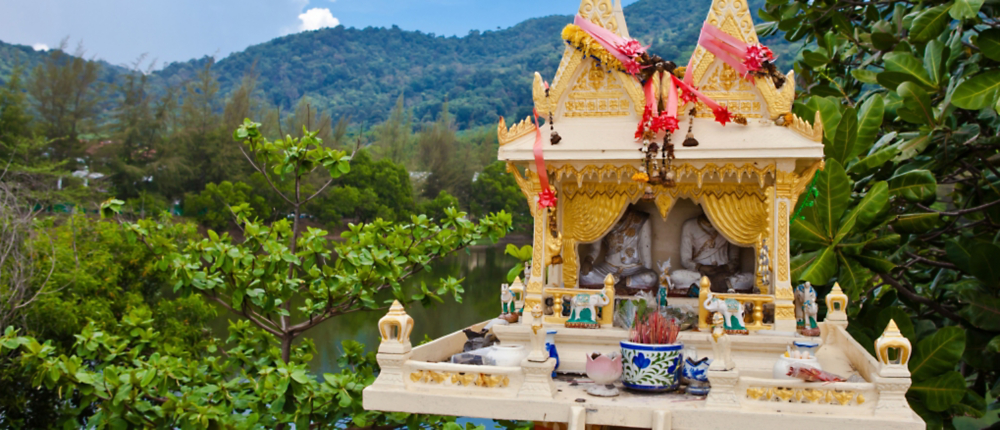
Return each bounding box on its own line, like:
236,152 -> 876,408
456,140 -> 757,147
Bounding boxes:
760,0 -> 1000,426
2,118 -> 511,427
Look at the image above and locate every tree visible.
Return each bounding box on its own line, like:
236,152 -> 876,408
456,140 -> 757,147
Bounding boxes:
284,96 -> 335,144
27,40 -> 103,166
470,161 -> 531,229
101,61 -> 168,199
371,94 -> 413,166
417,103 -> 475,202
761,0 -> 1000,425
177,60 -> 243,191
3,118 -> 510,428
313,149 -> 415,224
183,180 -> 272,230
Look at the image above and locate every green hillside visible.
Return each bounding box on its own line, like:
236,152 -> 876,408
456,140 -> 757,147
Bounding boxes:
1,0 -> 794,129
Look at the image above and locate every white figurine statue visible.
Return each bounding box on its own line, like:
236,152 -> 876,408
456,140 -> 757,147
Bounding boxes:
670,215 -> 754,293
795,282 -> 820,336
579,207 -> 657,295
709,313 -> 735,371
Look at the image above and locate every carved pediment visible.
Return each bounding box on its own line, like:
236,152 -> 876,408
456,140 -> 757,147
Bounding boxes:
685,0 -> 796,121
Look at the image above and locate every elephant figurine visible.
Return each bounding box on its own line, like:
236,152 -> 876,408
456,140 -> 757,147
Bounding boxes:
703,293 -> 748,334
566,292 -> 609,329
794,282 -> 820,336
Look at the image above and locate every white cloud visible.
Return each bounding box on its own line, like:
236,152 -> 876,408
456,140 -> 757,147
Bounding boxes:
32,43 -> 49,51
298,8 -> 340,31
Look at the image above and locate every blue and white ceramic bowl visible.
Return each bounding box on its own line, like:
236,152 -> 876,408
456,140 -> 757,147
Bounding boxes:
620,341 -> 683,391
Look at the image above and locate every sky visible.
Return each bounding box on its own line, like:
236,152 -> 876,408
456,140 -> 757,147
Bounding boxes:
0,0 -> 639,70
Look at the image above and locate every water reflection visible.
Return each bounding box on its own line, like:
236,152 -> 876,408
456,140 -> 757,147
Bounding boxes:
211,244 -> 517,374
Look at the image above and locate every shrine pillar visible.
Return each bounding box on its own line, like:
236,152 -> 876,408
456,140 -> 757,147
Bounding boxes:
772,164 -> 797,332
511,165 -> 547,324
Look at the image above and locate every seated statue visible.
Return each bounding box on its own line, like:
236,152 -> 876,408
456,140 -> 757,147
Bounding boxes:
579,207 -> 658,295
670,215 -> 755,293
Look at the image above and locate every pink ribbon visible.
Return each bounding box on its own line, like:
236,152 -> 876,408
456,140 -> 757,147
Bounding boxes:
573,15 -> 645,75
672,75 -> 734,126
666,76 -> 678,118
672,75 -> 722,111
697,23 -> 750,77
531,109 -> 556,208
644,77 -> 658,116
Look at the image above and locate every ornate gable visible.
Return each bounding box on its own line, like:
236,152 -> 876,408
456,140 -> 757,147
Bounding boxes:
684,0 -> 795,120
531,0 -> 644,121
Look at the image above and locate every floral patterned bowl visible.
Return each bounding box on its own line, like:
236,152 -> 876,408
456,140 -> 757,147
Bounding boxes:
620,341 -> 683,391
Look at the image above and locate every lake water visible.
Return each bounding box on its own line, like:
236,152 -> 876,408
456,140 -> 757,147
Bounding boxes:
295,244 -> 516,374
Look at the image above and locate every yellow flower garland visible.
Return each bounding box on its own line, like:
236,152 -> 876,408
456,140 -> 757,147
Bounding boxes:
561,24 -> 628,73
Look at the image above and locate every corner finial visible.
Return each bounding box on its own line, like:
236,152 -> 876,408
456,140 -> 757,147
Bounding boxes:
875,319 -> 911,366
825,282 -> 849,325
378,300 -> 414,354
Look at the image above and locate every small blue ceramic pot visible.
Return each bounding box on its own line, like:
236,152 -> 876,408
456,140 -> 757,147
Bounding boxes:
620,341 -> 683,391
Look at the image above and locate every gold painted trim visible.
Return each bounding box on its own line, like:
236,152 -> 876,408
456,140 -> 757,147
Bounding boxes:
550,163 -> 775,190
755,71 -> 795,120
498,116 -> 536,146
789,111 -> 824,143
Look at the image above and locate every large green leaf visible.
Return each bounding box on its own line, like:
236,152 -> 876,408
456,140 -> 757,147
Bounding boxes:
852,96 -> 885,159
826,107 -> 858,164
897,82 -> 936,125
977,28 -> 1000,62
909,4 -> 953,43
960,293 -> 1000,331
946,238 -> 1000,286
836,252 -> 873,299
867,234 -> 901,250
952,71 -> 1000,110
884,52 -> 937,89
790,250 -> 819,283
892,212 -> 941,234
851,69 -> 879,85
894,134 -> 932,162
909,371 -> 967,412
950,0 -> 984,20
790,218 -> 830,250
909,327 -> 966,382
849,143 -> 900,177
954,412 -> 1000,430
889,170 -> 937,203
841,181 -> 889,232
807,97 -> 843,142
854,251 -> 897,273
815,159 -> 852,238
798,246 -> 839,285
924,41 -> 946,88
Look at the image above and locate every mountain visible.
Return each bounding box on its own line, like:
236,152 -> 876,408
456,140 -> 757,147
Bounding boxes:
0,0 -> 795,130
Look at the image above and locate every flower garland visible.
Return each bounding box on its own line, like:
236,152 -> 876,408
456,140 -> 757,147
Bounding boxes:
562,24 -> 630,74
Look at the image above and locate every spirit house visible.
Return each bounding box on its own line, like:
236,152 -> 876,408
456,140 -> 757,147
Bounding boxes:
364,1 -> 923,428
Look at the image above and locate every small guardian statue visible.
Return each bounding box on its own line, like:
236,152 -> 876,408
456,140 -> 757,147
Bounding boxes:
794,282 -> 820,336
500,283 -> 519,323
709,313 -> 735,371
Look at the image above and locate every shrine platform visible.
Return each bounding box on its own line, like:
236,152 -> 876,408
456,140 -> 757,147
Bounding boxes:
363,305 -> 923,430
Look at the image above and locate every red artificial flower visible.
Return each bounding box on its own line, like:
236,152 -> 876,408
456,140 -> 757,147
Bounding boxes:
635,107 -> 653,139
651,114 -> 679,133
713,106 -> 732,126
617,39 -> 646,58
623,59 -> 643,76
538,188 -> 557,209
743,44 -> 774,72
679,87 -> 699,105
